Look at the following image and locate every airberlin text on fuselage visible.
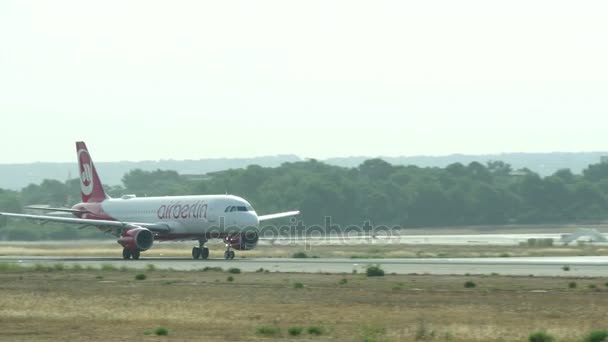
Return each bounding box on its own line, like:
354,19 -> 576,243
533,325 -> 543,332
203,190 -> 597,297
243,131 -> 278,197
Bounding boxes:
157,201 -> 207,220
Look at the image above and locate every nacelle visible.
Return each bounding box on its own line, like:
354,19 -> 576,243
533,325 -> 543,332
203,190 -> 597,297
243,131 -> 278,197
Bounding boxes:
117,227 -> 154,251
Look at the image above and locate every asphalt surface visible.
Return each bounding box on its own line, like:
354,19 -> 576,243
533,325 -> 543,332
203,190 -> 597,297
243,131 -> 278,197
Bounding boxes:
2,256 -> 607,277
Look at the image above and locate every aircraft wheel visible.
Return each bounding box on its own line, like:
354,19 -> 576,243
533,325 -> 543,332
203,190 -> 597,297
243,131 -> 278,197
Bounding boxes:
224,251 -> 230,260
229,251 -> 235,259
201,247 -> 209,260
132,250 -> 141,260
122,248 -> 131,260
192,246 -> 201,259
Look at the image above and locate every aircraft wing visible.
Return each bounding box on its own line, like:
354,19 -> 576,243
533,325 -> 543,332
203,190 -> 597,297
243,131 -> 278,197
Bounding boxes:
0,212 -> 170,233
25,206 -> 86,213
258,210 -> 300,222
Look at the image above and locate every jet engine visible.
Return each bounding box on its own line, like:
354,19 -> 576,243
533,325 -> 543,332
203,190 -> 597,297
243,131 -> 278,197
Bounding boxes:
226,230 -> 259,250
117,227 -> 154,251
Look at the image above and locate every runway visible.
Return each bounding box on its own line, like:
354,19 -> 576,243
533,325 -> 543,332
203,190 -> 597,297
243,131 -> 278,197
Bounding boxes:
2,255 -> 607,277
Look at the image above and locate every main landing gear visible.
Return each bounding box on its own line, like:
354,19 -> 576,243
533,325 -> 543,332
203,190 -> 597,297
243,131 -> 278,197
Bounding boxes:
192,239 -> 210,260
122,248 -> 140,260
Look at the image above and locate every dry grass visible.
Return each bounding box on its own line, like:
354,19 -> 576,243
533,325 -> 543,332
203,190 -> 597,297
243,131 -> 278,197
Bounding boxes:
0,267 -> 607,341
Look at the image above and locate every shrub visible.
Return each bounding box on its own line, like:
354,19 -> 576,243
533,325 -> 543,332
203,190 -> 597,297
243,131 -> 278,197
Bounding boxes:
154,327 -> 169,336
605,282 -> 608,288
568,281 -> 577,289
135,273 -> 147,280
562,265 -> 570,271
256,268 -> 265,272
589,284 -> 597,289
293,282 -> 304,289
529,330 -> 554,342
256,326 -> 280,336
228,268 -> 241,274
293,252 -> 308,258
464,281 -> 476,288
339,278 -> 348,285
307,326 -> 324,336
583,330 -> 608,342
53,263 -> 65,271
227,276 -> 234,282
71,264 -> 83,271
288,327 -> 303,336
366,265 -> 385,277
95,275 -> 103,280
201,266 -> 223,272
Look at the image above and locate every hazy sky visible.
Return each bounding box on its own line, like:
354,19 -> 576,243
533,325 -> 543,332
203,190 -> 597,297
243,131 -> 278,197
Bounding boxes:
1,1 -> 607,163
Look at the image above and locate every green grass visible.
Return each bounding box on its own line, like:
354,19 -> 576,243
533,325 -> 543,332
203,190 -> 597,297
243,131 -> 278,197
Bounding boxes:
100,264 -> 118,272
0,262 -> 22,272
288,326 -> 303,336
256,326 -> 280,336
154,327 -> 169,336
307,326 -> 324,336
293,282 -> 304,289
582,330 -> 608,342
135,273 -> 147,280
529,330 -> 554,342
292,251 -> 308,258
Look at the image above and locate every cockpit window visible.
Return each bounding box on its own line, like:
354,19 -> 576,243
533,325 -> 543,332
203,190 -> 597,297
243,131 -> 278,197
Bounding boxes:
225,205 -> 254,212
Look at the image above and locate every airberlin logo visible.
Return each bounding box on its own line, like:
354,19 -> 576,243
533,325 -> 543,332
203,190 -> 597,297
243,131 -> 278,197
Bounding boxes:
78,149 -> 94,196
157,201 -> 208,220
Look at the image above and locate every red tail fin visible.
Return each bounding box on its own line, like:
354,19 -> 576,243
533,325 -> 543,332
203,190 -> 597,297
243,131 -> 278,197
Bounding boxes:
76,141 -> 108,203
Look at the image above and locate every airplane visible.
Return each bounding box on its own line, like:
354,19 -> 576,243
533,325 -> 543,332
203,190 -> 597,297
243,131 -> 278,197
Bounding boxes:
0,142 -> 300,260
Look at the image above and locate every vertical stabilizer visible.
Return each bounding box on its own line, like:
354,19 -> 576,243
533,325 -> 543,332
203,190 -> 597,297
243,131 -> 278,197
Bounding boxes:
76,141 -> 108,203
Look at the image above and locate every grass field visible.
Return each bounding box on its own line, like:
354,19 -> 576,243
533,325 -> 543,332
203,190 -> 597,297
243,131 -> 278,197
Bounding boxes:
1,240 -> 608,259
1,264 -> 607,341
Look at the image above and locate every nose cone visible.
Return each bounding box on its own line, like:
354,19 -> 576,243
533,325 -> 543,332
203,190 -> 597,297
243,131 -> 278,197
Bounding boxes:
247,212 -> 259,227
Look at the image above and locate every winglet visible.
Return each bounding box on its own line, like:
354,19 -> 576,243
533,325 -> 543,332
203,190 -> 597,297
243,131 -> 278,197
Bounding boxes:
76,142 -> 108,203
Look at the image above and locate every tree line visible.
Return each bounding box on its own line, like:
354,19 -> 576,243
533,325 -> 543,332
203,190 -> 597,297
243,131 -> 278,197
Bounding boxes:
1,159 -> 608,239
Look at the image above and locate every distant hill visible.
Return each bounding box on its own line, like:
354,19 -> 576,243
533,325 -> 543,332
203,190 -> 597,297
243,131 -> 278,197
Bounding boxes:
326,152 -> 608,176
1,152 -> 607,190
0,155 -> 300,190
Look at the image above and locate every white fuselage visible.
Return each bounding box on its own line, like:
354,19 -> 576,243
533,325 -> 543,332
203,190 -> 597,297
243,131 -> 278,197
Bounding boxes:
93,194 -> 259,236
